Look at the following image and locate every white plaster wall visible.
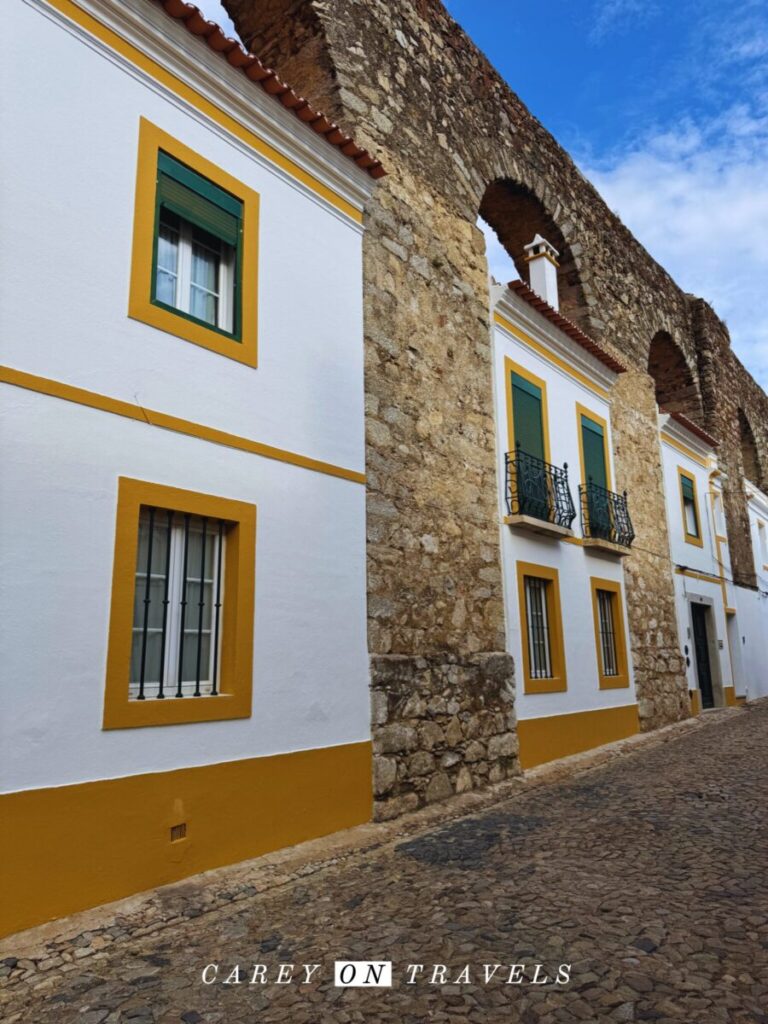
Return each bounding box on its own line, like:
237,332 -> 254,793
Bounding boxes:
1,0 -> 366,473
734,585 -> 768,700
737,499 -> 768,700
493,322 -> 636,721
0,392 -> 370,792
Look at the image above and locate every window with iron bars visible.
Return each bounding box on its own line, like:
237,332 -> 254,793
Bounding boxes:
130,507 -> 227,700
524,575 -> 553,679
596,588 -> 619,677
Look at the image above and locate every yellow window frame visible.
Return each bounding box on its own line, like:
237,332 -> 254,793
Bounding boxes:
103,477 -> 256,729
677,466 -> 704,548
589,577 -> 630,689
504,357 -> 552,462
129,118 -> 259,367
516,561 -> 567,694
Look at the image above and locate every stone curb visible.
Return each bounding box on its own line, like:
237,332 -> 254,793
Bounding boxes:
0,705 -> 750,993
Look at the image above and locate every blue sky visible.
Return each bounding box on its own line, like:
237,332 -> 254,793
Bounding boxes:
203,0 -> 767,387
447,0 -> 768,388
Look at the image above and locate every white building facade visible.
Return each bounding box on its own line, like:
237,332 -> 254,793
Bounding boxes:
0,0 -> 381,935
736,481 -> 768,701
658,413 -> 746,712
491,247 -> 639,771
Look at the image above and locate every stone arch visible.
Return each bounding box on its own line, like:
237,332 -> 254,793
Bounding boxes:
647,330 -> 703,420
738,409 -> 763,487
478,178 -> 592,330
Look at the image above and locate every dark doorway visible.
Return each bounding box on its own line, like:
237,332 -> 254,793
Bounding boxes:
691,604 -> 714,709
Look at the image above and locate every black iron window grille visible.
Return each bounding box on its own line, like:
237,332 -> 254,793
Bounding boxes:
579,480 -> 635,548
524,576 -> 553,678
596,589 -> 619,676
505,444 -> 576,529
130,507 -> 226,700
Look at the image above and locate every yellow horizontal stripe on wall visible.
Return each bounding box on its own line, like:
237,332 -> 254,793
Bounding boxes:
661,432 -> 710,468
0,367 -> 366,485
0,741 -> 372,938
517,704 -> 640,770
44,0 -> 362,223
494,312 -> 610,400
723,686 -> 737,707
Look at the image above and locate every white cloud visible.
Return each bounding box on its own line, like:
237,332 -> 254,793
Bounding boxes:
589,0 -> 659,43
580,105 -> 768,388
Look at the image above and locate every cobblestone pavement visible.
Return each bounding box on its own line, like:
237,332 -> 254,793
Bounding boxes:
3,704 -> 768,1024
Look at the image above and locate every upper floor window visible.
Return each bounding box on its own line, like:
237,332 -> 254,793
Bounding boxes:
678,468 -> 703,547
129,119 -> 259,367
153,152 -> 242,336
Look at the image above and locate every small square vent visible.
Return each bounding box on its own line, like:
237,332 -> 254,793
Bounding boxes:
170,823 -> 187,843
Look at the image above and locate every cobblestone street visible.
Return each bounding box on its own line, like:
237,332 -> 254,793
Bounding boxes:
3,704 -> 767,1024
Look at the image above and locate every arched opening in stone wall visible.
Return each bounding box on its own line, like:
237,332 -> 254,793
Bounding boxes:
478,179 -> 591,330
738,409 -> 763,487
647,330 -> 703,420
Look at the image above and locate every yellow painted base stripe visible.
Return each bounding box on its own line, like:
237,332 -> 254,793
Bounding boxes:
517,704 -> 640,770
43,0 -> 362,222
690,689 -> 702,716
0,741 -> 372,938
1,366 -> 365,484
494,311 -> 610,400
723,686 -> 737,707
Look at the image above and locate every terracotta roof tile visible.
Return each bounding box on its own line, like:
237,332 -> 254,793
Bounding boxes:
661,408 -> 720,449
507,279 -> 627,375
151,0 -> 386,179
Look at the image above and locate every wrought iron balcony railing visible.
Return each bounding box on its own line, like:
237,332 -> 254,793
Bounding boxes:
579,480 -> 635,548
505,445 -> 577,530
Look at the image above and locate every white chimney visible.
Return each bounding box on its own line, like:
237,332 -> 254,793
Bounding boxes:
523,234 -> 560,310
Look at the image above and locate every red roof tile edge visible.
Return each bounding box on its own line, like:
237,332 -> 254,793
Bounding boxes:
152,0 -> 386,180
660,408 -> 720,449
507,279 -> 627,375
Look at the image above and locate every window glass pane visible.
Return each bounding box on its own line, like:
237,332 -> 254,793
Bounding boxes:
684,497 -> 699,536
525,576 -> 553,678
597,590 -> 618,676
130,630 -> 163,686
180,630 -> 211,684
130,509 -> 225,700
133,575 -> 167,630
191,235 -> 220,291
156,215 -> 179,308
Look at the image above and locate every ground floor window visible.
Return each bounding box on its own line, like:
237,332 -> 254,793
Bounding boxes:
104,478 -> 256,728
590,577 -> 630,689
516,561 -> 567,694
130,509 -> 226,700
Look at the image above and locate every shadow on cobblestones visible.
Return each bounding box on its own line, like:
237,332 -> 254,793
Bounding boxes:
396,812 -> 547,867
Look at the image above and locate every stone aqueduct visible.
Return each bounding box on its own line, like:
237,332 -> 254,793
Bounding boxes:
226,0 -> 768,815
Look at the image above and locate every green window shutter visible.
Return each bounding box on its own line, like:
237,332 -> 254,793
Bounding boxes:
157,152 -> 242,245
681,475 -> 695,502
512,373 -> 545,460
581,415 -> 608,489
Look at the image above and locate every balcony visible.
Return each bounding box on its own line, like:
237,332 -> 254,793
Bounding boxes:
579,481 -> 635,554
504,446 -> 577,538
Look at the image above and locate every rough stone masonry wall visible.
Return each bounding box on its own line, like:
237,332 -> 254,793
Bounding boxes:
226,0 -> 768,811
